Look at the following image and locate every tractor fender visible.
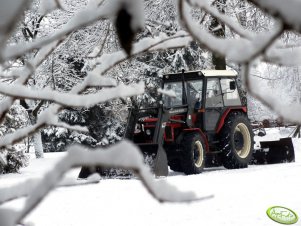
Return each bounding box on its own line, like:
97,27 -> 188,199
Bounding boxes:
183,128 -> 209,153
215,107 -> 247,134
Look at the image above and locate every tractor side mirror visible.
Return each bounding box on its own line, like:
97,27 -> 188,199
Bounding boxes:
230,81 -> 236,90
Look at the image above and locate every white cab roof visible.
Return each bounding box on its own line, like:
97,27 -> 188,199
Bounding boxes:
164,70 -> 237,77
201,70 -> 237,77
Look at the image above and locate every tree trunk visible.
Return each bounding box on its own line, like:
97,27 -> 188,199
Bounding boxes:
20,99 -> 44,158
210,0 -> 226,70
29,113 -> 44,158
33,130 -> 44,158
238,1 -> 248,106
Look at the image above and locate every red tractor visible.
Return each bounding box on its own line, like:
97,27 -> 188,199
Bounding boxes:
78,70 -> 295,179
125,70 -> 257,176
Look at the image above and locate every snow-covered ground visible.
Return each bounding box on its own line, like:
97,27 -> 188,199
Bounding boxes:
1,128 -> 301,226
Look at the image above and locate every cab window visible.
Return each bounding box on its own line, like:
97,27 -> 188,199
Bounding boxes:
206,78 -> 223,107
220,78 -> 241,106
163,82 -> 183,107
187,80 -> 203,107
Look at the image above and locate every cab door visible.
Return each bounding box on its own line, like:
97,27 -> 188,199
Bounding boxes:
204,78 -> 223,131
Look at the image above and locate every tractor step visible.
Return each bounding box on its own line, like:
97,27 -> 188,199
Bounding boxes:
250,137 -> 295,164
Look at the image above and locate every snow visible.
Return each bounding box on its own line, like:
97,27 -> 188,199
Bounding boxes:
0,129 -> 300,226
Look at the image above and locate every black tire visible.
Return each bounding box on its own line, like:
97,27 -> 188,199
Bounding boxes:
219,112 -> 254,169
181,132 -> 206,175
168,159 -> 183,172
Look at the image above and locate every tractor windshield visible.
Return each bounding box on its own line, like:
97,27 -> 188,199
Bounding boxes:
163,82 -> 183,108
163,80 -> 203,108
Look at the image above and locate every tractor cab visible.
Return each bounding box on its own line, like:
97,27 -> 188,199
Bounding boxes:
162,70 -> 243,134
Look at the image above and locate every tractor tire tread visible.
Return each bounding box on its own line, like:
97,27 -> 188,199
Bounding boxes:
219,111 -> 254,169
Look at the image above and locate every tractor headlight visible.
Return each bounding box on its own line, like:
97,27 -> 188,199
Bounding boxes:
146,129 -> 151,136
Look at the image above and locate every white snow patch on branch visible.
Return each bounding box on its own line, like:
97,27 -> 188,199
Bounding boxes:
39,0 -> 66,15
93,32 -> 192,76
158,88 -> 176,98
2,5 -> 110,61
51,122 -> 89,133
85,75 -> 117,87
250,0 -> 301,31
265,46 -> 301,66
189,0 -> 254,38
0,82 -> 144,108
180,1 -> 283,63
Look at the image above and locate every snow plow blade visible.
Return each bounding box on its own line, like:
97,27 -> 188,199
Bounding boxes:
251,137 -> 295,164
138,144 -> 168,177
77,144 -> 168,179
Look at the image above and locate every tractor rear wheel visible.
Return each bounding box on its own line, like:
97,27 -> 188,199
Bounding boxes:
219,112 -> 254,169
181,132 -> 206,175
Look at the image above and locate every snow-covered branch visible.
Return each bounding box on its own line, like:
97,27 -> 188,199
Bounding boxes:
248,0 -> 301,32
243,63 -> 301,124
0,40 -> 63,122
264,46 -> 301,66
179,0 -> 283,63
188,0 -> 254,38
0,1 -> 30,52
0,140 -> 212,226
0,82 -> 144,108
1,4 -> 110,62
0,82 -> 144,148
0,174 -> 100,205
92,32 -> 192,76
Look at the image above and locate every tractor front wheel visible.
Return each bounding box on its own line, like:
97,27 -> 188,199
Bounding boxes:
219,112 -> 254,169
181,132 -> 206,175
168,159 -> 183,172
